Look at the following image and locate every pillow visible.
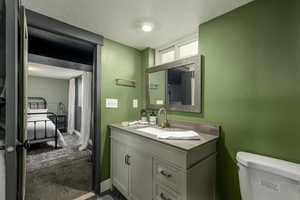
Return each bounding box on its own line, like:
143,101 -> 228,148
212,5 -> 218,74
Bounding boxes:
27,109 -> 48,118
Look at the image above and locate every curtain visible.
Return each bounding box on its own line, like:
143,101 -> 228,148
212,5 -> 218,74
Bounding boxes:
67,78 -> 75,134
79,72 -> 92,151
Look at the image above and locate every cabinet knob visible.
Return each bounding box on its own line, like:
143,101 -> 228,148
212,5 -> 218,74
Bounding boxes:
160,192 -> 172,200
127,155 -> 131,165
125,155 -> 131,165
159,169 -> 172,178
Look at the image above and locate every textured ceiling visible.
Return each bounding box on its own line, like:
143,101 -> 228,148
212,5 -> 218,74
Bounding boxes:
25,0 -> 253,50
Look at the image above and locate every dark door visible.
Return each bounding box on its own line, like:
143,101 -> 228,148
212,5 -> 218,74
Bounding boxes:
0,0 -> 7,199
0,0 -> 28,199
17,5 -> 28,200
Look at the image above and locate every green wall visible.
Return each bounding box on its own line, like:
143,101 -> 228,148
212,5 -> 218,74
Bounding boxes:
166,1 -> 300,199
101,1 -> 300,199
101,39 -> 142,180
143,0 -> 300,199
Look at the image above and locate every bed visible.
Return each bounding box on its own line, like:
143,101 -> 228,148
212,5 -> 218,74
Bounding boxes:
27,97 -> 66,148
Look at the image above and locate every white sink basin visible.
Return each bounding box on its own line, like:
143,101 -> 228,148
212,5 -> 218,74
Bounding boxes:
136,127 -> 165,136
136,127 -> 201,140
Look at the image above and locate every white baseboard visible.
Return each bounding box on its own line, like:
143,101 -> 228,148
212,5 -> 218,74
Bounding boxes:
73,192 -> 95,200
101,178 -> 112,193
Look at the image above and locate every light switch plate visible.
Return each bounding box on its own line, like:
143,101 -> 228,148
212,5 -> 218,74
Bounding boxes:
133,99 -> 138,108
106,98 -> 118,108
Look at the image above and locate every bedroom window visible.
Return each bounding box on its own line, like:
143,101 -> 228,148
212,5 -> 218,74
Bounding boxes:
156,33 -> 198,65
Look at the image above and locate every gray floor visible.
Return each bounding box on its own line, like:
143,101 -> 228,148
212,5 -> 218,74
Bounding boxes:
99,189 -> 127,200
97,196 -> 114,200
26,158 -> 92,200
26,134 -> 93,200
27,134 -> 91,172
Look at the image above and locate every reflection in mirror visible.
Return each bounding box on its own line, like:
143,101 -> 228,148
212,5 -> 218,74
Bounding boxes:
167,64 -> 195,106
148,71 -> 166,105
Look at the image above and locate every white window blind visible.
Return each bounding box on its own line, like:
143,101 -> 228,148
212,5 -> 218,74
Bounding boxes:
179,40 -> 198,58
161,50 -> 175,64
156,33 -> 198,65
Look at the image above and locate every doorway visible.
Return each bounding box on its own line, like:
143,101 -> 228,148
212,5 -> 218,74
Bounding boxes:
0,2 -> 103,199
24,11 -> 102,199
26,64 -> 93,200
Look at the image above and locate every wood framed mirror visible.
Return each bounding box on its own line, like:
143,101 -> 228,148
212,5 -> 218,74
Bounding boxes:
145,55 -> 202,113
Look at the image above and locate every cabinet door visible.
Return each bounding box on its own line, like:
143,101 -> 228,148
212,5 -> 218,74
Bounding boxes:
111,138 -> 129,197
129,148 -> 153,200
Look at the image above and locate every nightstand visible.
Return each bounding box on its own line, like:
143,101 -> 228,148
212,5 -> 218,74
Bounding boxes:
56,115 -> 67,133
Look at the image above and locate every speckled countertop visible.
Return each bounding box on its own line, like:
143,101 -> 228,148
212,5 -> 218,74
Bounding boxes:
109,123 -> 219,151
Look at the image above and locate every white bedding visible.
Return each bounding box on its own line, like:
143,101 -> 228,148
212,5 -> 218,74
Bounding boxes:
27,116 -> 66,147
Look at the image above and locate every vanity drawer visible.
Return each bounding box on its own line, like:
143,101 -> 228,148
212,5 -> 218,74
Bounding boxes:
154,159 -> 186,193
155,183 -> 181,200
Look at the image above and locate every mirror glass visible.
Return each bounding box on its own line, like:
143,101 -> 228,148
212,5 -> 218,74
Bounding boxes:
148,71 -> 166,105
167,64 -> 195,106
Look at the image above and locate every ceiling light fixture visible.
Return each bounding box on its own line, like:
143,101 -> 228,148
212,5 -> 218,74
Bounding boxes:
141,23 -> 153,32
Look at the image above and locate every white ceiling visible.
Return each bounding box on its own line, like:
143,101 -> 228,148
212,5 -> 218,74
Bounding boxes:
28,62 -> 84,79
24,0 -> 253,50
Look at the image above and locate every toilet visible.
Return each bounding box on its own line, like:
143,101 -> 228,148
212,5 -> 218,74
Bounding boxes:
236,152 -> 300,200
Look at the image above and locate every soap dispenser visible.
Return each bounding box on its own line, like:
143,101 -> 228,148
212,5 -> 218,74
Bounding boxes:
140,109 -> 148,122
149,110 -> 157,126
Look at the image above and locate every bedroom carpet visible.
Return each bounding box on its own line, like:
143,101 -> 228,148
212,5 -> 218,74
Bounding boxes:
26,134 -> 93,200
27,134 -> 91,172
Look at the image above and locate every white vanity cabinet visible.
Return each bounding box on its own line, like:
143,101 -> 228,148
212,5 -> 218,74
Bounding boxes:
128,147 -> 153,200
111,138 -> 129,196
110,122 -> 219,200
111,136 -> 152,200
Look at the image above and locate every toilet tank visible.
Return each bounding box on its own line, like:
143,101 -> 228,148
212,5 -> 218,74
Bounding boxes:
236,152 -> 300,200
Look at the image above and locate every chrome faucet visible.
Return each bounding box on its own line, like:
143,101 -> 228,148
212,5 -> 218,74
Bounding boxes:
157,107 -> 168,128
